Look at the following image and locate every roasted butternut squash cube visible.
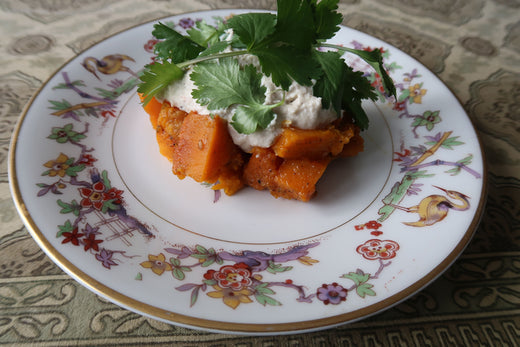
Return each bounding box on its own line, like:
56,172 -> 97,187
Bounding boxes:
272,157 -> 331,201
172,112 -> 236,184
272,126 -> 354,160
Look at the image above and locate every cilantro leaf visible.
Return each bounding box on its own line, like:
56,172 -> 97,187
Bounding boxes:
190,58 -> 278,133
313,49 -> 377,130
137,62 -> 184,105
274,0 -> 316,50
312,0 -> 342,41
232,104 -> 277,134
227,13 -> 277,49
152,22 -> 204,63
254,46 -> 321,89
186,20 -> 222,46
190,58 -> 265,109
197,41 -> 230,57
336,46 -> 397,99
313,50 -> 346,115
341,66 -> 377,130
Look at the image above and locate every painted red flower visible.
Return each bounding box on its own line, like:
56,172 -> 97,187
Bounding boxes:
356,239 -> 400,260
363,46 -> 385,54
365,220 -> 382,230
355,220 -> 382,231
209,263 -> 253,290
393,148 -> 411,162
203,269 -> 216,280
83,233 -> 103,252
79,181 -> 106,210
78,154 -> 97,167
144,39 -> 158,53
371,73 -> 386,94
61,228 -> 84,246
102,187 -> 123,205
393,100 -> 406,111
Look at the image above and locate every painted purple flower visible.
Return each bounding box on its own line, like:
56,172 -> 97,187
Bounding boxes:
95,248 -> 117,269
179,18 -> 194,29
316,282 -> 348,305
82,223 -> 100,238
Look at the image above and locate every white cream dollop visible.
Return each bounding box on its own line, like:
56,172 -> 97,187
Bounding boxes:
160,54 -> 337,153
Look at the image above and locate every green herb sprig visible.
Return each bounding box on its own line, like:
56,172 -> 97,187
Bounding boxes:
137,0 -> 396,134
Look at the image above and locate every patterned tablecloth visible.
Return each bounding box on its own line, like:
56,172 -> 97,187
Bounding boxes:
1,0 -> 519,345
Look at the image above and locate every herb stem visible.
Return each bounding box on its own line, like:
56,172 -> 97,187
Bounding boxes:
177,50 -> 248,69
317,42 -> 362,55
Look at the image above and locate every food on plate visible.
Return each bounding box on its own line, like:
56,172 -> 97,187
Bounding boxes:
138,0 -> 396,201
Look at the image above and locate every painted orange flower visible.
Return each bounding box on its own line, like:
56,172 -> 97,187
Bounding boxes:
207,285 -> 253,309
140,253 -> 172,275
409,83 -> 427,104
43,153 -> 70,177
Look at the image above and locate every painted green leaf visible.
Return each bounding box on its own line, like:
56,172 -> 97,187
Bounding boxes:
56,220 -> 73,237
65,164 -> 85,177
341,271 -> 370,286
203,279 -> 217,286
356,283 -> 376,298
255,294 -> 281,306
440,136 -> 464,150
101,170 -> 112,190
201,259 -> 215,267
190,287 -> 200,307
254,283 -> 275,295
267,261 -> 293,274
57,199 -> 81,216
398,89 -> 410,102
173,268 -> 185,280
101,199 -> 120,213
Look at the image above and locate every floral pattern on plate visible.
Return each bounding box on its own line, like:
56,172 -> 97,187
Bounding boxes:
11,10 -> 484,333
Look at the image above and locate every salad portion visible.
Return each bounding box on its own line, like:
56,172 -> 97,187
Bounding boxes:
137,0 -> 395,201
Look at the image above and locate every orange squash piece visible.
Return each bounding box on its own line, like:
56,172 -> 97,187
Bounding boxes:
338,127 -> 364,157
172,112 -> 238,184
155,104 -> 188,161
243,147 -> 330,201
273,157 -> 331,202
138,94 -> 164,128
243,147 -> 282,191
272,126 -> 354,159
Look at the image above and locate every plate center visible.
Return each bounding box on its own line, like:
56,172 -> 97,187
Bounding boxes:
112,93 -> 393,244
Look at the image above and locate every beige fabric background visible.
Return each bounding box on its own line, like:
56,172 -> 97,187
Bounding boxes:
1,0 -> 519,345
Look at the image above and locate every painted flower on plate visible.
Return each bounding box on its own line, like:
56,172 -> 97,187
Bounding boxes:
78,181 -> 122,210
103,187 -> 124,205
140,253 -> 172,275
83,233 -> 103,252
207,285 -> 253,309
43,153 -> 71,177
61,227 -> 84,246
179,18 -> 195,29
78,154 -> 97,166
356,239 -> 400,260
409,83 -> 427,104
205,263 -> 253,291
96,249 -> 118,269
317,282 -> 348,305
48,124 -> 86,144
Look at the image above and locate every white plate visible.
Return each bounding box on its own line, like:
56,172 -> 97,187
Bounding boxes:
9,9 -> 486,335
